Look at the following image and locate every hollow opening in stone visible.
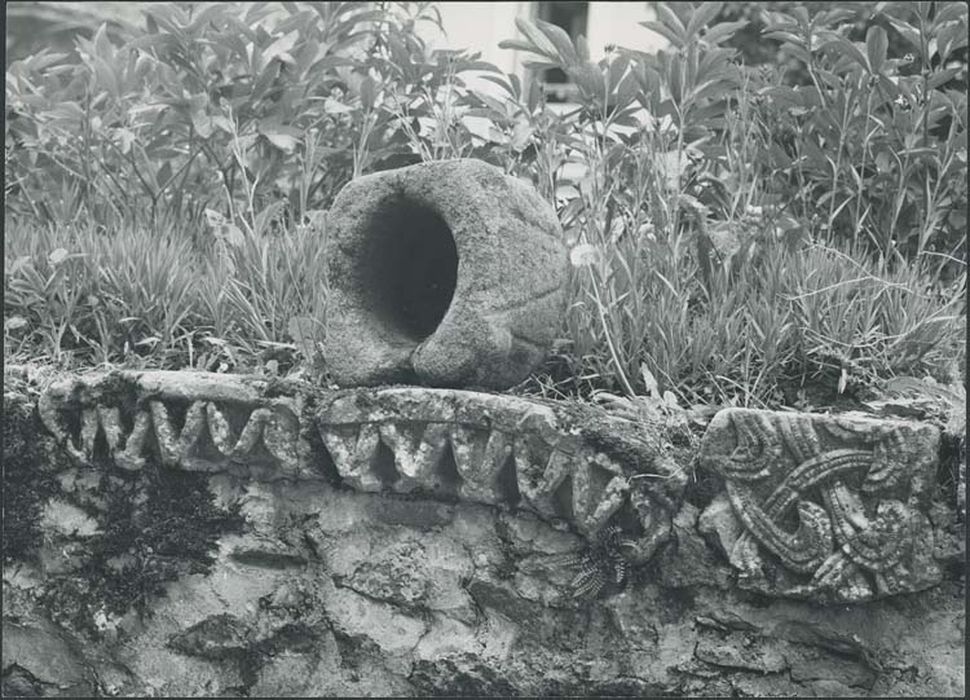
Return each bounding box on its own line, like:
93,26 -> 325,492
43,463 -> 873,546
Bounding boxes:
361,196 -> 458,341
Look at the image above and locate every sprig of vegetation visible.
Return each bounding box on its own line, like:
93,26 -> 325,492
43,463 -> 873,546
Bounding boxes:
4,2 -> 487,236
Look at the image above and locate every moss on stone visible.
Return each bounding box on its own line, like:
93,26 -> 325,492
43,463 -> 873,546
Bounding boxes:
41,462 -> 244,635
2,388 -> 62,564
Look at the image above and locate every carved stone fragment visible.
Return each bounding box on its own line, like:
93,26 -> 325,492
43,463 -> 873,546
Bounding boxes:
37,370 -> 311,480
315,387 -> 682,543
323,158 -> 569,389
35,372 -> 680,556
698,408 -> 941,602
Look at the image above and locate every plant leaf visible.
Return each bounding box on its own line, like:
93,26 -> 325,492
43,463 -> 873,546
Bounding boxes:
5,316 -> 28,331
686,2 -> 724,38
359,74 -> 376,111
641,363 -> 660,397
640,21 -> 684,49
535,18 -> 579,65
511,17 -> 558,59
702,20 -> 748,45
866,25 -> 888,74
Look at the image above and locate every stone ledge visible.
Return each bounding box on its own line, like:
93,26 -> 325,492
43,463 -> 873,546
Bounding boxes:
3,368 -> 964,696
25,369 -> 951,603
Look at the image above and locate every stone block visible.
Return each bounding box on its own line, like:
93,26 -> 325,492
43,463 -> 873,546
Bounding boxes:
37,370 -> 310,480
315,387 -> 678,539
698,408 -> 941,601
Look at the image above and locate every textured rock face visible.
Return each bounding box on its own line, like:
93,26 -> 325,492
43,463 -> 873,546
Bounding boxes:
323,158 -> 569,389
698,408 -> 942,602
3,368 -> 965,696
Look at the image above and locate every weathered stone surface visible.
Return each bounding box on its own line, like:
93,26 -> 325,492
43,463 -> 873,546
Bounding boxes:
37,369 -> 312,480
698,407 -> 942,601
1,618 -> 96,696
315,386 -> 683,541
36,372 -> 681,547
5,367 -> 964,696
323,158 -> 569,389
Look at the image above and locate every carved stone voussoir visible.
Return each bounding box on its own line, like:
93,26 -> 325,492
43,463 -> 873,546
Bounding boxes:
34,372 -> 682,555
698,407 -> 941,602
315,387 -> 683,540
37,370 -> 311,480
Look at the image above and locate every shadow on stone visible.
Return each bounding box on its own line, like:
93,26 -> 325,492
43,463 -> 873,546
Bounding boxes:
359,196 -> 458,343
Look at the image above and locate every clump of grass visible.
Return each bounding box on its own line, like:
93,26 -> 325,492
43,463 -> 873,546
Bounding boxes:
3,215 -> 328,374
199,214 -> 329,366
562,218 -> 966,408
4,219 -> 203,368
785,244 -> 966,394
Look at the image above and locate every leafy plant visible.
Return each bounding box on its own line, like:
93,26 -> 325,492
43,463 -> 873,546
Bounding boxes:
496,2 -> 965,405
745,2 -> 968,273
4,220 -> 203,368
4,2 -> 470,236
557,524 -> 640,601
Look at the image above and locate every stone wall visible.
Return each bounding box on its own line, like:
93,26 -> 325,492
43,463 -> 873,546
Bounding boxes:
2,366 -> 965,696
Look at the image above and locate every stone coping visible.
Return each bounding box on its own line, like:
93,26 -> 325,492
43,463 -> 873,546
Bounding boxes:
10,367 -> 951,603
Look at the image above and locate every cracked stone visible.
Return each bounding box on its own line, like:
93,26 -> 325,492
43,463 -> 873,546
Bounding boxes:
1,619 -> 94,696
341,540 -> 431,608
694,635 -> 789,674
325,586 -> 427,656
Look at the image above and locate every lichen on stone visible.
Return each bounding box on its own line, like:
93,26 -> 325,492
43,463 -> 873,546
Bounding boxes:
39,463 -> 244,635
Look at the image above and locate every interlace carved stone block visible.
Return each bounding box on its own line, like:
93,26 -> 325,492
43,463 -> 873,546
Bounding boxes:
323,158 -> 569,390
698,408 -> 941,602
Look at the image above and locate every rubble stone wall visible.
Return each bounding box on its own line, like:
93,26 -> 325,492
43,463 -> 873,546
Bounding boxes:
2,368 -> 964,696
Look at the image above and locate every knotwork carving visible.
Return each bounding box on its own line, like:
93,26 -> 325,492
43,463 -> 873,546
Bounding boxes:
699,408 -> 941,602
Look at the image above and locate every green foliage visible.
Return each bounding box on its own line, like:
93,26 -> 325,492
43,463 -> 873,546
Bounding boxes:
5,221 -> 202,367
492,1 -> 966,405
561,524 -> 639,600
4,1 -> 966,410
748,2 -> 968,270
198,208 -> 330,366
5,2 -> 142,65
3,217 -> 328,373
4,1 -> 484,235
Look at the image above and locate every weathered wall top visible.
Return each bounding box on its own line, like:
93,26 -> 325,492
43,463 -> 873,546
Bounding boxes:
323,159 -> 569,390
36,371 -> 681,547
4,367 -> 963,696
32,369 -> 948,604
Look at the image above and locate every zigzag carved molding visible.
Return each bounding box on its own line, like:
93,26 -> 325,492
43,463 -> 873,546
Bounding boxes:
36,372 -> 674,541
